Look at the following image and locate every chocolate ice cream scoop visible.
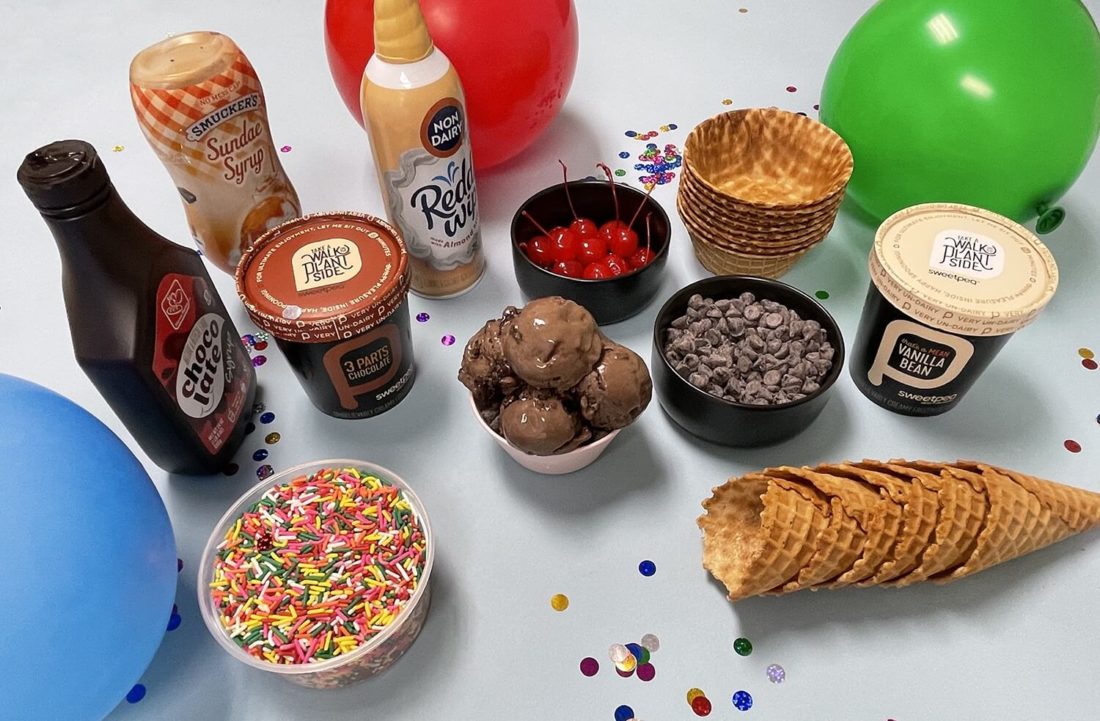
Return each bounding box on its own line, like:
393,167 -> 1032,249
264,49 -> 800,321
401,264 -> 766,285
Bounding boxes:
502,296 -> 602,391
458,307 -> 519,409
576,341 -> 653,429
500,388 -> 590,456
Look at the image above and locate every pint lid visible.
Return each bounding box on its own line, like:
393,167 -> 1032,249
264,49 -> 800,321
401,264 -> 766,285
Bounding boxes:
870,203 -> 1058,336
236,212 -> 410,344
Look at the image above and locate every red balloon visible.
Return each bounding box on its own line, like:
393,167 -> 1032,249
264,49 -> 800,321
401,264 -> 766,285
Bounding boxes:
325,0 -> 579,170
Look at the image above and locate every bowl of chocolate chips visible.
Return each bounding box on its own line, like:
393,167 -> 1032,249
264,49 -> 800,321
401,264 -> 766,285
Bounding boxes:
651,275 -> 844,446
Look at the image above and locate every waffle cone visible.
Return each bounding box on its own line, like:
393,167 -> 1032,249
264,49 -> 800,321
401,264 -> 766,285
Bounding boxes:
848,461 -> 940,584
683,108 -> 853,209
699,474 -> 825,601
769,484 -> 866,593
955,461 -> 1100,533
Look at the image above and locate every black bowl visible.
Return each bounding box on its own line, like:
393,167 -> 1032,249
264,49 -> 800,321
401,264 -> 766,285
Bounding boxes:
651,275 -> 846,447
511,180 -> 671,325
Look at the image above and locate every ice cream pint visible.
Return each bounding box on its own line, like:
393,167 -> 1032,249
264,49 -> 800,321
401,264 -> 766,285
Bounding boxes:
236,212 -> 415,419
130,31 -> 302,275
360,0 -> 486,298
850,203 -> 1058,416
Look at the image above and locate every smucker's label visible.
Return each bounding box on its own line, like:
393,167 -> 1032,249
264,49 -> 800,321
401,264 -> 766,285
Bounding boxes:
153,274 -> 253,452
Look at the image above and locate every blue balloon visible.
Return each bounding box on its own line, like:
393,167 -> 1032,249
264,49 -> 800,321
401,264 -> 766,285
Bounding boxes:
0,375 -> 176,721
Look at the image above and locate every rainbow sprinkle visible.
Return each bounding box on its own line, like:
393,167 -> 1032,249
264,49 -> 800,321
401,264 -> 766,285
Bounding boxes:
209,467 -> 427,665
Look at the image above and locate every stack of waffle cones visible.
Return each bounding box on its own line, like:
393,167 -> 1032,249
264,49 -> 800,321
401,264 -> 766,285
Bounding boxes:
679,108 -> 853,278
699,459 -> 1100,601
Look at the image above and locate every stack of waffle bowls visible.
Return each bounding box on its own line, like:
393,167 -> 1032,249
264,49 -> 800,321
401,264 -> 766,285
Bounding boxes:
678,108 -> 853,278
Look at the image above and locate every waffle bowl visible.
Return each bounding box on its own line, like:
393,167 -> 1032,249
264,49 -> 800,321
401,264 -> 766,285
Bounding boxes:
683,108 -> 853,209
676,192 -> 836,253
688,233 -> 812,277
680,167 -> 844,226
680,162 -> 845,219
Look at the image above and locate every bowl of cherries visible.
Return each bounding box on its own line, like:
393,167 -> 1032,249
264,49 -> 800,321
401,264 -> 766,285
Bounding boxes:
510,163 -> 671,325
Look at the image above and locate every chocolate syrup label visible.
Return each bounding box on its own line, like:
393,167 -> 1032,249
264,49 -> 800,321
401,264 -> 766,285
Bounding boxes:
868,319 -> 974,395
154,274 -> 253,453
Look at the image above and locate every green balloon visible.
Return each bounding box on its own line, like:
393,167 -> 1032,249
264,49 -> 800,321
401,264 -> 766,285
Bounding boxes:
820,0 -> 1100,229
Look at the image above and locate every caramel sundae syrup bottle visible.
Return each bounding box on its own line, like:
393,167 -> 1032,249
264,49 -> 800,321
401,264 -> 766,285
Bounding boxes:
361,0 -> 485,298
18,140 -> 256,474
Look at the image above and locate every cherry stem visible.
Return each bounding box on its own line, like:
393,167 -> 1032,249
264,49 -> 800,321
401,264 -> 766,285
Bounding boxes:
645,212 -> 652,253
521,210 -> 553,238
559,160 -> 580,221
626,183 -> 656,229
596,162 -> 620,223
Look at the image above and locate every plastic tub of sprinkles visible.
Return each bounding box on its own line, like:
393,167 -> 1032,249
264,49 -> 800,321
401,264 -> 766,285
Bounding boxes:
198,460 -> 434,688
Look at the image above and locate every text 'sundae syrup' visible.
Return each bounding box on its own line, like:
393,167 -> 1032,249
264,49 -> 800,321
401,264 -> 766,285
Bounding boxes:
18,140 -> 256,474
360,0 -> 486,298
130,31 -> 301,275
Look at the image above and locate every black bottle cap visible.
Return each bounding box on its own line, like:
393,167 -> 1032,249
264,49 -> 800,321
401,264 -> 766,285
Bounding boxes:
17,139 -> 110,211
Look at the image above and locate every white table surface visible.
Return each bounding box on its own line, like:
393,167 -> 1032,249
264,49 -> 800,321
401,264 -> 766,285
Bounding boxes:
3,1 -> 1100,719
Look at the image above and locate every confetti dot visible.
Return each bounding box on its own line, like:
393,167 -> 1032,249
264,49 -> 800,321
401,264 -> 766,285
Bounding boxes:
637,662 -> 655,682
691,695 -> 713,716
253,341 -> 268,351
609,644 -> 629,663
641,633 -> 660,652
813,103 -> 820,110
732,690 -> 753,711
223,463 -> 239,476
687,688 -> 705,703
738,7 -> 748,13
1084,358 -> 1098,370
257,464 -> 274,480
638,559 -> 656,576
668,123 -> 678,130
265,432 -> 281,444
1065,439 -> 1082,453
626,642 -> 645,660
734,637 -> 753,656
550,593 -> 569,611
1080,348 -> 1095,359
634,646 -> 651,665
614,705 -> 635,721
766,664 -> 786,683
177,558 -> 184,573
112,145 -> 125,152
244,422 -> 256,435
252,355 -> 267,367
619,151 -> 630,159
580,657 -> 600,676
260,411 -> 276,424
241,334 -> 254,346
815,290 -> 830,300
625,130 -> 638,137
441,334 -> 456,346
252,448 -> 269,462
614,169 -> 626,177
616,665 -> 635,678
167,613 -> 182,631
416,312 -> 430,323
126,685 -> 146,704
786,85 -> 798,93
616,653 -> 637,673
280,145 -> 292,152
722,98 -> 733,105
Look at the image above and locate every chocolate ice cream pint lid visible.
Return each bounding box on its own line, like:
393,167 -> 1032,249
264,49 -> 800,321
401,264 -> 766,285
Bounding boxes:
869,203 -> 1058,337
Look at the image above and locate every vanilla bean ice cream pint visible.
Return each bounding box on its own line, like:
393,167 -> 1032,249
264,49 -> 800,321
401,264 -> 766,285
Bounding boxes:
850,203 -> 1058,416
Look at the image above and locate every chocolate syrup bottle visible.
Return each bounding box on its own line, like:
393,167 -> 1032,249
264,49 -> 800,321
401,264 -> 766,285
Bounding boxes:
18,140 -> 256,474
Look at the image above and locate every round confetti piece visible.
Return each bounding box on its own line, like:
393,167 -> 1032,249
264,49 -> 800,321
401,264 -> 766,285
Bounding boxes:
766,663 -> 786,683
259,411 -> 276,424
638,559 -> 656,576
614,169 -> 626,177
167,613 -> 182,631
580,657 -> 600,677
1079,347 -> 1095,359
616,665 -> 635,678
813,103 -> 820,110
619,151 -> 630,159
614,705 -> 635,721
732,691 -> 753,711
126,685 -> 146,704
1083,358 -> 1098,370
609,643 -> 629,663
635,646 -> 651,665
626,642 -> 644,659
815,290 -> 830,300
1065,439 -> 1082,453
734,637 -> 753,656
687,688 -> 705,703
640,633 -> 660,652
668,123 -> 678,130
691,695 -> 712,716
244,422 -> 256,435
738,7 -> 748,13
280,145 -> 292,152
550,593 -> 569,611
416,312 -> 430,323
241,334 -> 254,346
265,432 -> 281,444
626,130 -> 637,137
251,355 -> 267,367
637,662 -> 655,682
786,85 -> 798,93
222,463 -> 239,476
253,340 -> 268,351
252,448 -> 269,462
616,653 -> 637,673
256,464 -> 274,480
177,558 -> 184,573
112,144 -> 125,152
441,334 -> 456,346
722,98 -> 733,105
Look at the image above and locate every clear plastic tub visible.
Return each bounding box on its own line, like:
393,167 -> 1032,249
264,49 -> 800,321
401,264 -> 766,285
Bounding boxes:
198,459 -> 434,688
